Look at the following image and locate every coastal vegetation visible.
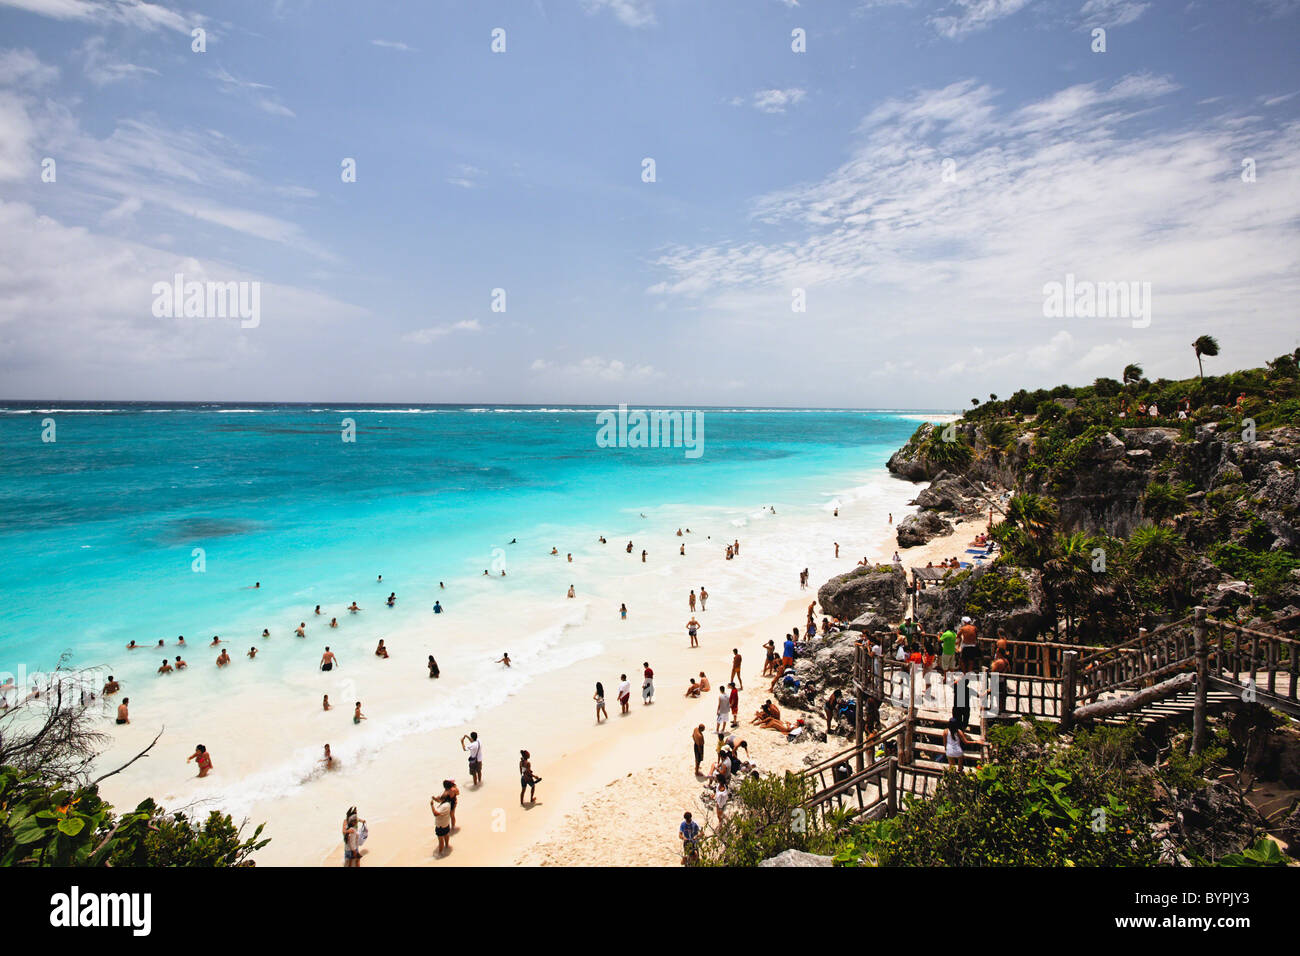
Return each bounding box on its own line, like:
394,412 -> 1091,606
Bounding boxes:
0,673 -> 269,867
722,353 -> 1300,868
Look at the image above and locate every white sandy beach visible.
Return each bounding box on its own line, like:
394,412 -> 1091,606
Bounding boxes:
93,463 -> 986,867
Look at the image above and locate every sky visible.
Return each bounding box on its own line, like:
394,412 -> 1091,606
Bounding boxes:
0,0 -> 1297,406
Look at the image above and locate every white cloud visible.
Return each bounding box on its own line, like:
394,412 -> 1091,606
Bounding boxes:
647,73 -> 1300,392
371,39 -> 417,52
930,0 -> 1033,39
0,48 -> 60,87
751,88 -> 807,114
580,0 -> 656,28
530,356 -> 659,382
211,67 -> 294,118
0,0 -> 198,34
1079,0 -> 1150,27
80,36 -> 160,86
402,320 -> 482,344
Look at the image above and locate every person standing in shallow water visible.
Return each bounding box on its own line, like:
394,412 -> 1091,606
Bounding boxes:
593,682 -> 607,723
186,744 -> 212,777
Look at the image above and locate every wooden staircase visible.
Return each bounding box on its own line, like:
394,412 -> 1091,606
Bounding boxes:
800,607 -> 1300,826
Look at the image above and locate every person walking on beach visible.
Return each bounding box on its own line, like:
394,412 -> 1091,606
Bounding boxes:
692,723 -> 706,775
186,744 -> 212,777
320,647 -> 339,671
428,655 -> 440,678
462,731 -> 484,785
593,681 -> 608,723
689,590 -> 696,612
715,686 -> 729,734
519,750 -> 540,805
730,648 -> 743,689
680,811 -> 701,866
728,682 -> 740,728
641,663 -> 655,704
618,674 -> 631,714
834,542 -> 839,558
699,587 -> 708,611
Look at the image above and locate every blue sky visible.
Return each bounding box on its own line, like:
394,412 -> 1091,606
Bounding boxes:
0,0 -> 1297,405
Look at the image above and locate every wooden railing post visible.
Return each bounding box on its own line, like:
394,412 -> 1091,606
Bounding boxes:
854,644 -> 865,773
1061,650 -> 1078,731
886,756 -> 898,816
1192,606 -> 1209,755
902,663 -> 918,767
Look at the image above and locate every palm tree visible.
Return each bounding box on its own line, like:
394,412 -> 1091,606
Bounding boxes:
989,393 -> 998,403
1192,335 -> 1219,380
1125,524 -> 1185,575
1122,363 -> 1143,386
1042,532 -> 1101,640
971,397 -> 980,407
1004,493 -> 1058,567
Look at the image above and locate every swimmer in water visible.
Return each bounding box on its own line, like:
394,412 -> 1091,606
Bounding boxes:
496,653 -> 511,668
353,702 -> 365,724
297,623 -> 307,636
247,647 -> 258,660
177,635 -> 185,645
320,744 -> 335,770
432,602 -> 442,614
187,744 -> 213,777
323,694 -> 332,711
314,605 -> 321,615
158,659 -> 172,675
321,647 -> 339,671
329,618 -> 337,628
156,639 -> 165,648
347,602 -> 361,613
262,629 -> 270,638
175,655 -> 187,670
386,593 -> 395,607
210,635 -> 222,647
216,649 -> 230,667
126,641 -> 138,650
567,585 -> 576,599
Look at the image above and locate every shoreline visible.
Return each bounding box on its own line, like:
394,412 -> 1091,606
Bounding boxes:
86,437 -> 978,867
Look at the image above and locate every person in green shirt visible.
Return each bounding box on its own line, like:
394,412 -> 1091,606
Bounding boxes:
940,628 -> 958,672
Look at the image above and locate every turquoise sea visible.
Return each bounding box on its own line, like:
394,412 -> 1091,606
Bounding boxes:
0,404 -> 932,677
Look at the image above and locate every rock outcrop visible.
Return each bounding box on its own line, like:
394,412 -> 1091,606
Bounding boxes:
817,565 -> 908,622
895,511 -> 953,547
759,849 -> 834,867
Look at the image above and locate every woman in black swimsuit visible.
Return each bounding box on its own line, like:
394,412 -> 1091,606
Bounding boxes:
519,750 -> 541,805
